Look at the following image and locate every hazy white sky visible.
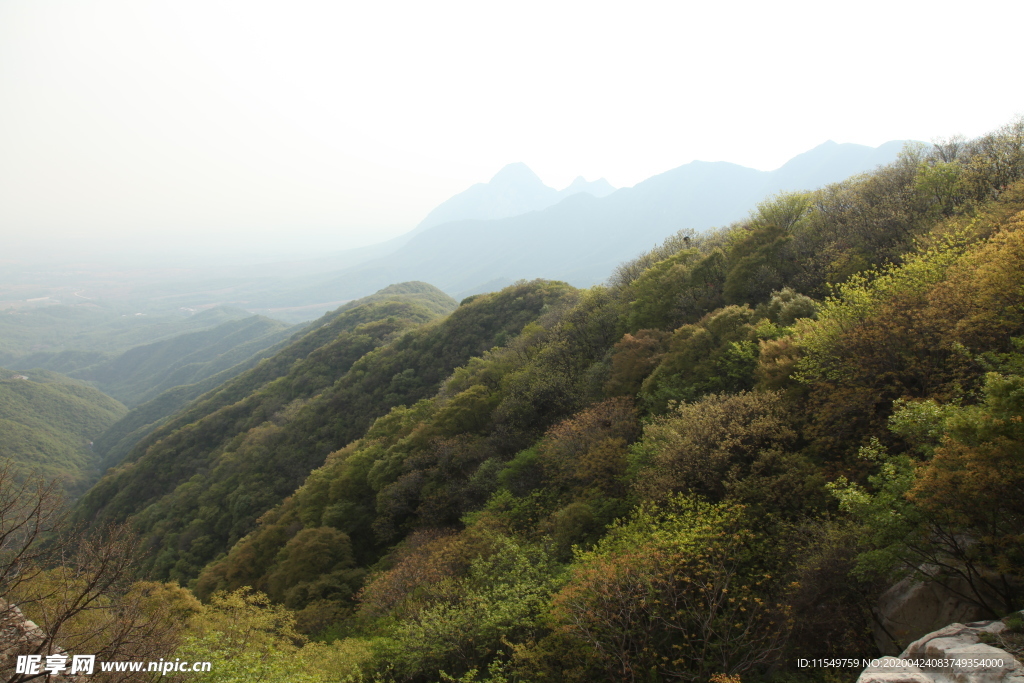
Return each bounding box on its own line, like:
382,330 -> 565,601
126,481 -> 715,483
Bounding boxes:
1,0 -> 1021,259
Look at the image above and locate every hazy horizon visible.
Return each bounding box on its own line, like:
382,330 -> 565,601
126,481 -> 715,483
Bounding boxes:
3,139 -> 896,269
2,0 -> 1021,264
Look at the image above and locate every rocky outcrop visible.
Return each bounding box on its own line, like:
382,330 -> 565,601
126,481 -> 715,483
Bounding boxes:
875,573 -> 1004,654
0,601 -> 47,679
0,601 -> 86,682
858,618 -> 1024,683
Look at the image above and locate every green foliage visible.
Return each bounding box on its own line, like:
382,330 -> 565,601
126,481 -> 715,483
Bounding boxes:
609,227 -> 730,292
332,281 -> 460,319
265,527 -> 363,609
197,119 -> 1024,674
631,391 -> 822,517
915,159 -> 969,217
367,534 -> 564,682
176,588 -> 371,683
604,328 -> 669,397
723,191 -> 812,305
71,302 -> 433,573
783,519 -> 883,661
903,371 -> 1024,610
532,397 -> 638,499
101,289 -> 453,474
830,366 -> 1024,615
759,287 -> 818,326
792,203 -> 1024,459
825,440 -> 921,579
0,370 -> 126,492
79,280 -> 574,584
196,284 -> 625,612
639,306 -> 773,412
624,248 -> 728,332
486,398 -> 639,559
488,287 -> 624,452
542,496 -> 792,682
795,234 -> 969,385
33,117 -> 1024,675
750,191 -> 815,233
432,384 -> 500,435
958,117 -> 1024,205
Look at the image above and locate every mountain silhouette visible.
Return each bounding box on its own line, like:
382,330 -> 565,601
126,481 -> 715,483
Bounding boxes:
413,162 -> 616,233
259,140 -> 912,310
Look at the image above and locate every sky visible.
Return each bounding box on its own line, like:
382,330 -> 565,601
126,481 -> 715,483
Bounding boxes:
1,0 -> 1021,262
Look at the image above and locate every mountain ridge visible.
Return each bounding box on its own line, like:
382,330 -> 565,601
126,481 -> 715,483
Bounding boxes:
270,139 -> 912,305
412,162 -> 617,234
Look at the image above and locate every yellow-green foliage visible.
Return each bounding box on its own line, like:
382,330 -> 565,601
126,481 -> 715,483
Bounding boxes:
364,532 -> 564,682
542,496 -> 791,682
13,576 -> 203,669
794,232 -> 971,385
176,589 -> 372,683
830,366 -> 1024,615
787,203 -> 1024,458
629,391 -> 826,517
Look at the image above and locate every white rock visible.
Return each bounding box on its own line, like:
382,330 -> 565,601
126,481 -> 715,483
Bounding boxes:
859,618 -> 1024,683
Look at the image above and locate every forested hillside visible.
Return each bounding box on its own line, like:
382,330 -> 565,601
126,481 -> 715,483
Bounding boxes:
73,280 -> 577,582
0,305 -> 257,366
9,118 -> 1024,683
0,368 -> 126,491
186,120 -> 1024,679
86,283 -> 457,473
67,314 -> 292,407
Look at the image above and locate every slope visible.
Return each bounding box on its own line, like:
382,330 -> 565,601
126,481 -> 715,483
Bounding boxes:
183,122 -> 1024,679
73,281 -> 572,581
0,368 -> 127,492
90,282 -> 459,471
69,314 -> 293,407
0,305 -> 257,369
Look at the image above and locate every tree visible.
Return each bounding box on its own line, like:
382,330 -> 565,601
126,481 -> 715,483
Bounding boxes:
721,193 -> 813,306
830,370 -> 1024,619
0,460 -> 64,607
367,534 -> 563,683
264,527 -> 362,610
604,330 -> 668,397
175,588 -> 370,683
632,391 -> 799,506
547,497 -> 791,682
1,460 -> 189,683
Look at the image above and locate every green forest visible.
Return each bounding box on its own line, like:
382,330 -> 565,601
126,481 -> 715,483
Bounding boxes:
4,118 -> 1024,683
0,368 -> 126,491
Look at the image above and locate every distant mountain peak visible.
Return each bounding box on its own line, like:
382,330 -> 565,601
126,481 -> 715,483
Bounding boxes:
270,138 -> 910,315
489,162 -> 545,187
413,163 -> 614,232
560,176 -> 616,199
771,139 -> 912,175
